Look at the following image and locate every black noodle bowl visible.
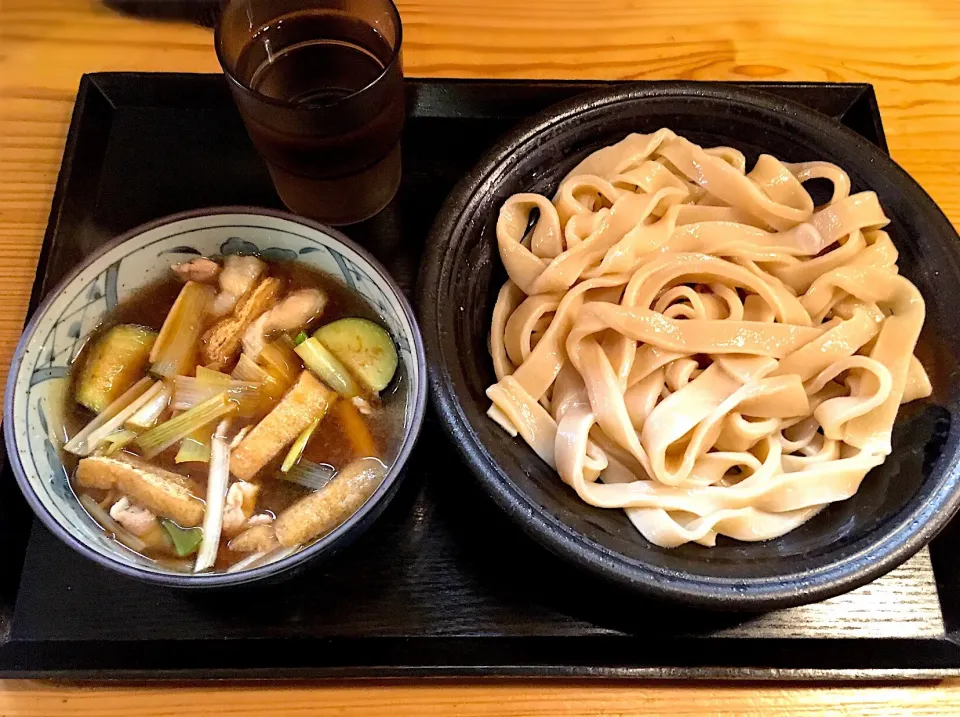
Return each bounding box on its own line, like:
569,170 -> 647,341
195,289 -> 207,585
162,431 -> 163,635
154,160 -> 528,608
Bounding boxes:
418,83 -> 960,610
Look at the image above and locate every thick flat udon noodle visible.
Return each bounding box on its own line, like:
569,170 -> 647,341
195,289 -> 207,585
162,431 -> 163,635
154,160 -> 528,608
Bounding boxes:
486,128 -> 930,548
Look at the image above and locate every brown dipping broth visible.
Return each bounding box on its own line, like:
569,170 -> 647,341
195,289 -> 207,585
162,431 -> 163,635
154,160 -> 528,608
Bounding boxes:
64,258 -> 406,571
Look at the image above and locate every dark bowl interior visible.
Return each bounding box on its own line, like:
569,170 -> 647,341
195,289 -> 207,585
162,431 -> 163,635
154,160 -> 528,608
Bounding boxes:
419,82 -> 960,610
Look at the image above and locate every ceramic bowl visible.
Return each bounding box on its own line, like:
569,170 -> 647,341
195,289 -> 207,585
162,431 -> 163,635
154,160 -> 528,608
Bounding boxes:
419,82 -> 960,610
4,207 -> 427,587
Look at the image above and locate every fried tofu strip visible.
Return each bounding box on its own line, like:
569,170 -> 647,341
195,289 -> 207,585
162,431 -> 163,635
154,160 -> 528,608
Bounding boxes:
229,371 -> 336,481
76,453 -> 205,527
274,457 -> 386,547
202,277 -> 281,369
228,523 -> 279,553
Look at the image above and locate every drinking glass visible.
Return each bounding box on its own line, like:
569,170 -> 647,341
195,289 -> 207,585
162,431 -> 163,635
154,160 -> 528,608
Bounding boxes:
216,0 -> 404,225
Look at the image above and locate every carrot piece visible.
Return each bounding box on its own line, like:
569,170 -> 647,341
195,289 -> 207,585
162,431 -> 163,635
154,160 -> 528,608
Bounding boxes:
337,399 -> 376,458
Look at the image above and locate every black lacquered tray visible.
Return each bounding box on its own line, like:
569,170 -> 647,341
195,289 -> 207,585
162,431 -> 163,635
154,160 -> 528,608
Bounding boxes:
1,73 -> 959,680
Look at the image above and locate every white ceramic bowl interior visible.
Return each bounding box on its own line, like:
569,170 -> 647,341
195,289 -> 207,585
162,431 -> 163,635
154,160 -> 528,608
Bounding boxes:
6,209 -> 423,580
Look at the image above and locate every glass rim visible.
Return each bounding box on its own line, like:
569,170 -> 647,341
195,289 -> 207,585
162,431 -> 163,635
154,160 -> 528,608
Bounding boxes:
214,0 -> 404,110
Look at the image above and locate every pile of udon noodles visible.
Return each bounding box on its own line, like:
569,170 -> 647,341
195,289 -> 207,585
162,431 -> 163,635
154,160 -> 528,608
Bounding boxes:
486,128 -> 931,548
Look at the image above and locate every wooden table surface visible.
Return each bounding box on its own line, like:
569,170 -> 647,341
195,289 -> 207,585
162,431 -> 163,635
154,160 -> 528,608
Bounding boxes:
2,0 -> 960,714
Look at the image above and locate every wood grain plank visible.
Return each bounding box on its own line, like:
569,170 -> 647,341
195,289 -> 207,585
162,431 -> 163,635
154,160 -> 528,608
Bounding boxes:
2,679 -> 960,717
717,549 -> 944,638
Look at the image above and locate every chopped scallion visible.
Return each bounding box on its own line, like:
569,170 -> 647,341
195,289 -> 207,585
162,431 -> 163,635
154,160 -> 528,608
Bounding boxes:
283,459 -> 336,491
68,381 -> 164,457
194,419 -> 231,573
100,429 -> 138,456
295,337 -> 362,398
281,418 -> 320,473
125,383 -> 171,429
172,375 -> 260,415
161,519 -> 203,557
175,425 -> 213,464
231,354 -> 270,383
63,377 -> 154,455
136,392 -> 238,458
232,354 -> 284,401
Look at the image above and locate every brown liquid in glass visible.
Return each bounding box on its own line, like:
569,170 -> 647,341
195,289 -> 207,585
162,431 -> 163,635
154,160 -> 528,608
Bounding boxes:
234,12 -> 404,223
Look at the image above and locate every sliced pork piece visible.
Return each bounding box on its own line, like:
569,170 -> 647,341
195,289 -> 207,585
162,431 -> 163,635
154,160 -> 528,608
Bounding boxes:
202,277 -> 281,369
241,288 -> 327,359
109,497 -> 160,537
230,371 -> 337,481
107,497 -> 173,550
228,523 -> 279,553
211,255 -> 266,318
274,457 -> 386,547
76,453 -> 204,527
172,257 -> 220,283
351,396 -> 374,416
221,481 -> 260,538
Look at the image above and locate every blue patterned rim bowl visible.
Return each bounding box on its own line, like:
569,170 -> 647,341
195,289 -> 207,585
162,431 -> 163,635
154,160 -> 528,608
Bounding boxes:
3,207 -> 427,588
